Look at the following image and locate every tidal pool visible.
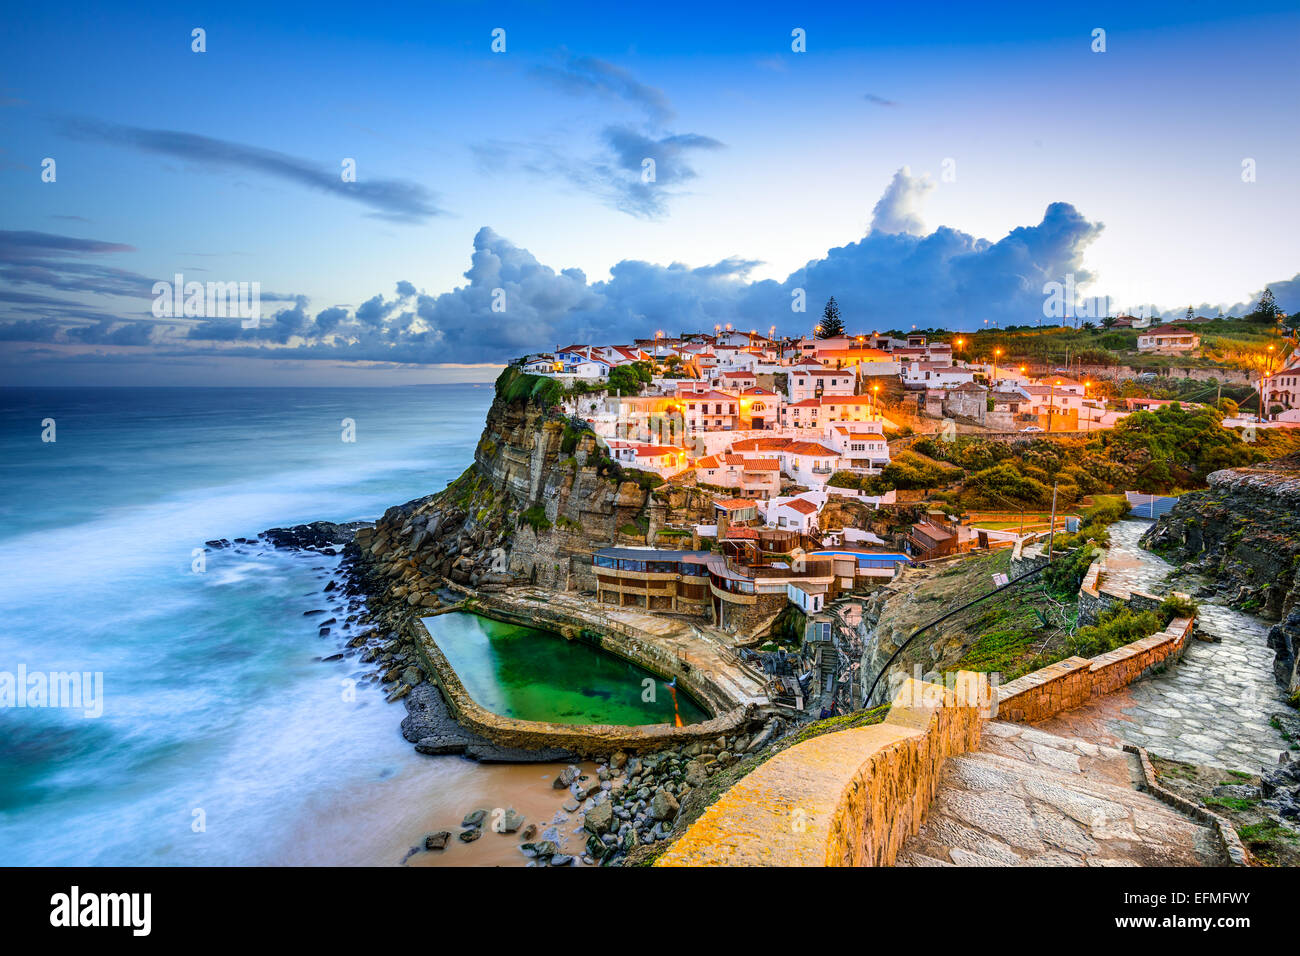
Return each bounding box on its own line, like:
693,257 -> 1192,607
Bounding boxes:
422,613 -> 709,726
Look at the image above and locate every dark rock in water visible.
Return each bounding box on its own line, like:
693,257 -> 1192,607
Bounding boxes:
304,609 -> 326,617
423,831 -> 451,851
458,827 -> 482,843
318,627 -> 331,637
324,580 -> 337,592
399,684 -> 575,763
320,617 -> 337,626
320,653 -> 343,662
259,520 -> 371,552
549,854 -> 574,866
204,539 -> 230,549
462,809 -> 487,828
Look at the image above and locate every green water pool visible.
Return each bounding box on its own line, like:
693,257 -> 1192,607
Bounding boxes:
422,613 -> 710,726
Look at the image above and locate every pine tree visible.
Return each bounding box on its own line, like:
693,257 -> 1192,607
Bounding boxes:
1185,306 -> 1195,322
1254,288 -> 1279,323
818,297 -> 845,338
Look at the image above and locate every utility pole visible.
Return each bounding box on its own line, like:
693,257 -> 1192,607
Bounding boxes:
1047,482 -> 1059,563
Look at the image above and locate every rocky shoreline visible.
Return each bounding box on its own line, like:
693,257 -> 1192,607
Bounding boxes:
241,518 -> 778,865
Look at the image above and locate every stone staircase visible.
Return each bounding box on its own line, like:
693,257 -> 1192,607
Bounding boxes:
896,721 -> 1226,866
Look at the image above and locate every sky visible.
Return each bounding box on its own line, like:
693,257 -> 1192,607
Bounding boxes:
2,0 -> 1298,385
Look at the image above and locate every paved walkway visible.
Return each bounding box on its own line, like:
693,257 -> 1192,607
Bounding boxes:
1037,520 -> 1289,773
898,721 -> 1224,866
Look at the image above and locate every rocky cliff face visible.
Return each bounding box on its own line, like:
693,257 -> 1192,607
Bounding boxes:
342,381 -> 716,636
1143,453 -> 1300,698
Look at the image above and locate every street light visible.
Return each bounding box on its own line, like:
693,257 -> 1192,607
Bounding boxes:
993,347 -> 1002,384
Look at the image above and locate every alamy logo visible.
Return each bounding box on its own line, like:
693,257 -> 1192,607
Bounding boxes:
152,273 -> 261,327
0,665 -> 103,718
50,886 -> 151,936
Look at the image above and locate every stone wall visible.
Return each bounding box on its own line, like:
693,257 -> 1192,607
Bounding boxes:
995,616 -> 1194,723
654,675 -> 985,866
411,614 -> 758,755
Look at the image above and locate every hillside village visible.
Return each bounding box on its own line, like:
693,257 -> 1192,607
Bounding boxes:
512,312 -> 1298,577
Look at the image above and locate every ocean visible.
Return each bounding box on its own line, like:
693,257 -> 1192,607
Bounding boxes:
0,384 -> 585,867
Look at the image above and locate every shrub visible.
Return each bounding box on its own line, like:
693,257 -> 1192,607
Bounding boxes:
1158,594 -> 1198,624
520,506 -> 551,531
1071,607 -> 1163,657
1041,544 -> 1096,596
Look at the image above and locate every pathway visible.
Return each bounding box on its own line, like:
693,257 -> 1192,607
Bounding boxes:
898,721 -> 1225,866
1036,520 -> 1289,773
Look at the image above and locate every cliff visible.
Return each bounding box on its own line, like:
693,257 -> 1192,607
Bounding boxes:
1143,452 -> 1300,699
342,371 -> 716,633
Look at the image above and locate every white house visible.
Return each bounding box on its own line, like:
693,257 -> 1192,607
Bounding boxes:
902,362 -> 975,389
1137,325 -> 1200,353
787,366 -> 857,403
765,494 -> 822,533
681,389 -> 740,432
781,441 -> 840,488
823,423 -> 890,471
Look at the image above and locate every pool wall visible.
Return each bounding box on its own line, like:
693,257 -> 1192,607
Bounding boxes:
410,605 -> 760,755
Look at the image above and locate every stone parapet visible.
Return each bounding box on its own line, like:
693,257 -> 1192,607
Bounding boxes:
654,675 -> 985,866
995,617 -> 1194,723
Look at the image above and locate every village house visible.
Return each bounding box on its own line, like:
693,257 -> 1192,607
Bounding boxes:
902,362 -> 976,389
908,520 -> 957,559
923,382 -> 988,424
764,494 -> 821,534
694,454 -> 782,498
821,423 -> 890,471
787,366 -> 857,403
1257,352 -> 1300,414
679,389 -> 739,432
1137,324 -> 1200,353
781,440 -> 840,488
736,385 -> 781,429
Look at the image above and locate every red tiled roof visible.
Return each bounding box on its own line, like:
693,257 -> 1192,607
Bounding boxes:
715,498 -> 756,510
730,437 -> 792,451
743,459 -> 780,471
725,527 -> 760,539
784,498 -> 819,515
634,445 -> 681,457
784,441 -> 837,456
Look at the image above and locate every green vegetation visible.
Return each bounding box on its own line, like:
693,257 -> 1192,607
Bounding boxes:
621,467 -> 664,491
606,361 -> 653,396
519,505 -> 551,531
495,366 -> 564,406
836,449 -> 963,493
817,296 -> 845,337
1041,544 -> 1097,596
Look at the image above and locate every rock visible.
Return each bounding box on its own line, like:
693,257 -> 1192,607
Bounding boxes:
499,809 -> 525,833
458,827 -> 482,843
519,824 -> 538,842
649,788 -> 680,822
584,801 -> 613,835
549,854 -> 574,866
684,761 -> 708,788
401,665 -> 424,686
553,765 -> 580,789
461,808 -> 487,828
423,831 -> 451,851
610,750 -> 628,770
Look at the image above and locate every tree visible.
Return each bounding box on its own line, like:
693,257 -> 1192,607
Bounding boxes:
818,297 -> 845,338
1185,306 -> 1195,322
1252,288 -> 1279,324
1101,316 -> 1117,329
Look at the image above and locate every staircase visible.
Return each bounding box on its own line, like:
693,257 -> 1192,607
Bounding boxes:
897,721 -> 1226,866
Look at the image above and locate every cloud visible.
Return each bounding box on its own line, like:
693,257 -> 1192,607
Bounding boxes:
863,94 -> 898,107
22,168 -> 1299,370
530,54 -> 674,125
62,119 -> 446,223
476,55 -> 723,219
870,166 -> 935,235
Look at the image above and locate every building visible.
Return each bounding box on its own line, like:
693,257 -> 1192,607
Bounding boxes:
736,385 -> 781,429
908,521 -> 956,559
680,389 -> 739,432
821,423 -> 890,471
787,367 -> 857,403
694,454 -> 781,497
766,495 -> 820,533
1137,325 -> 1200,353
781,440 -> 840,488
902,362 -> 976,389
1257,352 -> 1300,414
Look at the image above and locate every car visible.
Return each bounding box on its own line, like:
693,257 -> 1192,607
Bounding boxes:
1021,425 -> 1044,432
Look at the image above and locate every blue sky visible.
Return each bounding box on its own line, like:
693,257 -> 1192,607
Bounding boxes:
2,0 -> 1298,384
